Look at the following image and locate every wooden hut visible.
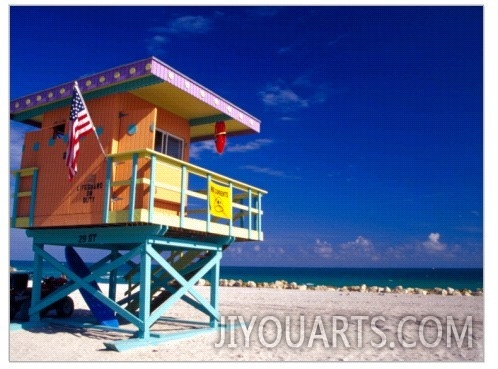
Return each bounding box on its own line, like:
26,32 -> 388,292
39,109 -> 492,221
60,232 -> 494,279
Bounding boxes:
10,57 -> 266,350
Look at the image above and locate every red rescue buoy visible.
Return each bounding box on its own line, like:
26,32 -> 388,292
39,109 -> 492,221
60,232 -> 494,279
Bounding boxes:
214,121 -> 226,154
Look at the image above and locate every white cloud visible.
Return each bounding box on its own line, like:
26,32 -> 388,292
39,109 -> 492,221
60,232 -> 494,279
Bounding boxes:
327,34 -> 347,47
385,245 -> 410,261
279,116 -> 297,122
341,236 -> 374,252
314,239 -> 333,258
227,245 -> 244,254
423,232 -> 447,252
277,40 -> 303,55
151,15 -> 212,35
239,165 -> 285,177
258,77 -> 335,113
189,140 -> 216,159
428,233 -> 440,243
271,246 -> 285,255
10,128 -> 25,169
168,15 -> 212,34
146,35 -> 169,55
226,138 -> 273,153
278,45 -> 293,54
146,14 -> 213,55
310,236 -> 380,263
240,165 -> 300,179
259,84 -> 309,110
190,138 -> 272,159
338,236 -> 379,262
10,121 -> 36,170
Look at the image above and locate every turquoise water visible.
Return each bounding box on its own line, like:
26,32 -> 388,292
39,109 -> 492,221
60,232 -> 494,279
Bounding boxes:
10,260 -> 483,290
220,266 -> 483,290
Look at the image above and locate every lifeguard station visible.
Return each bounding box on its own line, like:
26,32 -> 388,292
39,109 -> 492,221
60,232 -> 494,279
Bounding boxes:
10,57 -> 266,351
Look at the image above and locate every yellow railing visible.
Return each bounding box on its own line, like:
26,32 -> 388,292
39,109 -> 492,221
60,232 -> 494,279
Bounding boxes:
11,167 -> 39,228
102,149 -> 267,241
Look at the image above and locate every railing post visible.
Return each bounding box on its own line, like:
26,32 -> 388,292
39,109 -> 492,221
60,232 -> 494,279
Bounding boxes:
247,188 -> 252,239
102,156 -> 113,224
148,154 -> 156,223
129,153 -> 139,222
229,182 -> 233,237
206,174 -> 211,233
257,192 -> 262,241
28,169 -> 38,227
180,165 -> 187,228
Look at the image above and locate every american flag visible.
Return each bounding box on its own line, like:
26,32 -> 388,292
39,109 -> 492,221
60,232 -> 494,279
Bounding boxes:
65,82 -> 95,181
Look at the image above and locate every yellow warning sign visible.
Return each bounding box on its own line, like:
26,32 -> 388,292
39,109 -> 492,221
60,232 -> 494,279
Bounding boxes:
209,180 -> 232,219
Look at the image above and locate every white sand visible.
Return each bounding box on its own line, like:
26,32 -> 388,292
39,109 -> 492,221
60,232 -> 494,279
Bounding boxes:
9,285 -> 483,361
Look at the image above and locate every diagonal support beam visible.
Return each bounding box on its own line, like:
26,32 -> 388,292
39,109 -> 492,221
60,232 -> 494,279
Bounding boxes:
145,245 -> 222,327
30,244 -> 143,326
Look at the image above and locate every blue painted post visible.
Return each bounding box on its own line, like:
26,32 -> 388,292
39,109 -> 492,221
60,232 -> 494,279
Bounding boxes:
102,157 -> 113,224
129,153 -> 138,222
11,171 -> 20,227
28,169 -> 38,227
247,188 -> 252,239
138,241 -> 152,339
253,195 -> 258,238
180,165 -> 187,228
148,154 -> 156,223
257,192 -> 262,241
209,250 -> 221,328
109,250 -> 119,302
30,243 -> 44,322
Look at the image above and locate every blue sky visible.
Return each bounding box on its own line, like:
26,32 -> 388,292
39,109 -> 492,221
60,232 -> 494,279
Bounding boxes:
7,4 -> 488,268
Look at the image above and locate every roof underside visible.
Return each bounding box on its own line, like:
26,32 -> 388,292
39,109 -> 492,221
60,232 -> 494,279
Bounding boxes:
10,57 -> 261,141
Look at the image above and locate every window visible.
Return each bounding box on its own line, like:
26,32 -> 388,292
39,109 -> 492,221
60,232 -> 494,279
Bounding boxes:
53,123 -> 65,139
155,129 -> 184,160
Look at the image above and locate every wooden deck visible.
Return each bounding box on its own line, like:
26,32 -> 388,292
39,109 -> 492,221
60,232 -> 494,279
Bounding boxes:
12,148 -> 266,242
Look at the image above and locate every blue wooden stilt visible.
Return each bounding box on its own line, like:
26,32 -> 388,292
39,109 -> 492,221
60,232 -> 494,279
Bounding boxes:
109,250 -> 119,302
209,254 -> 221,328
139,241 -> 152,339
30,243 -> 44,322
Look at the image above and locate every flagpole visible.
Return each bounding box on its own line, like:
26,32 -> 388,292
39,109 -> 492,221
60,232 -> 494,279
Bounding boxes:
73,81 -> 107,159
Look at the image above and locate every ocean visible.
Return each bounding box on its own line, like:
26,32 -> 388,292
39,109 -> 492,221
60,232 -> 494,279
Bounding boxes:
10,260 -> 483,290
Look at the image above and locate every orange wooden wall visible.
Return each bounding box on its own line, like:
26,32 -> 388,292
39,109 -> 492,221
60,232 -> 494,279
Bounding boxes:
17,92 -> 191,228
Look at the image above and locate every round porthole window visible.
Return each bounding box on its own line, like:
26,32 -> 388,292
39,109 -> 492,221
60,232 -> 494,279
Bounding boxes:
127,123 -> 137,135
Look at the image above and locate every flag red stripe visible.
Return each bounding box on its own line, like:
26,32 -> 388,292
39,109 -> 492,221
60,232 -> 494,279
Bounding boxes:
65,83 -> 95,181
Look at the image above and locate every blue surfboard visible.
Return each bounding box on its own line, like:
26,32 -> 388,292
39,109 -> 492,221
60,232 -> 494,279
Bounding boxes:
65,246 -> 119,327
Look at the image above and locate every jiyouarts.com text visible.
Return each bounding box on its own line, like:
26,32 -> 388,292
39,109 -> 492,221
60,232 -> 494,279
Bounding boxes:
214,315 -> 473,349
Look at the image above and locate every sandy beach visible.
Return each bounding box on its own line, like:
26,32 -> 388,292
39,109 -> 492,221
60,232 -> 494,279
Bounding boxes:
9,283 -> 483,362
